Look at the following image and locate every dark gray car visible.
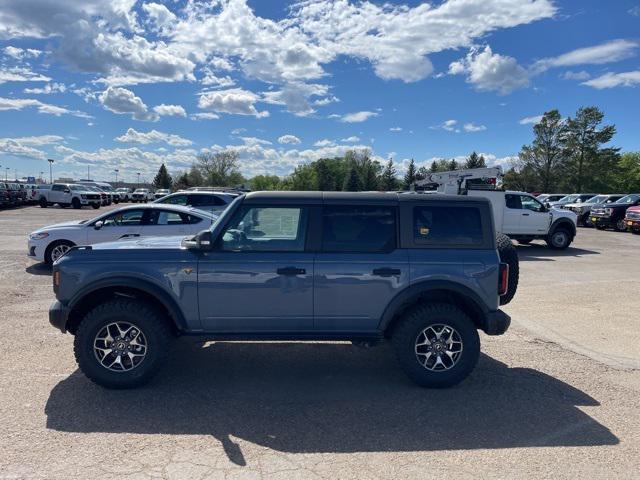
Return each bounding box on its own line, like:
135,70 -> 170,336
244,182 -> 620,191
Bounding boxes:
49,192 -> 512,389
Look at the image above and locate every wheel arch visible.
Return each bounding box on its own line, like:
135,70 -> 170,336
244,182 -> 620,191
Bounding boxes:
550,218 -> 576,237
66,277 -> 187,335
379,280 -> 490,337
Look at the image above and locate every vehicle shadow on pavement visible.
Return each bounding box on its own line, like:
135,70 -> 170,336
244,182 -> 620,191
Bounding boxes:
45,342 -> 618,466
516,245 -> 599,262
25,264 -> 51,276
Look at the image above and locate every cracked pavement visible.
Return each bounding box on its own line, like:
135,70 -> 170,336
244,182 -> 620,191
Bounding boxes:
1,205 -> 639,479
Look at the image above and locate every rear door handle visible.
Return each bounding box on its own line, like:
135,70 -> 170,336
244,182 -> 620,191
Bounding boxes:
277,266 -> 306,275
372,268 -> 401,277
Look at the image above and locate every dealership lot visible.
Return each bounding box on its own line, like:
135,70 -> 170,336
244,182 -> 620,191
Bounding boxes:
1,205 -> 639,479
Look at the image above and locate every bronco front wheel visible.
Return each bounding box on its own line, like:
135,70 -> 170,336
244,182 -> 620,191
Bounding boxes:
74,299 -> 173,389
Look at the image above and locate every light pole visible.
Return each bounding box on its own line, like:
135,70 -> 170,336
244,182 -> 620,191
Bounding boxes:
87,165 -> 91,181
39,171 -> 44,183
5,167 -> 9,181
136,172 -> 141,188
114,169 -> 119,186
47,159 -> 54,184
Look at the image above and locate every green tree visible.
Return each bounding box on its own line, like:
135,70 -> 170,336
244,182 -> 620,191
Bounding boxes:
196,150 -> 244,186
403,158 -> 417,190
518,110 -> 566,192
173,171 -> 191,190
353,150 -> 381,190
250,175 -> 282,190
562,107 -> 617,192
315,159 -> 334,191
447,159 -> 459,171
464,151 -> 486,169
613,152 -> 640,193
152,163 -> 173,190
343,164 -> 362,191
379,159 -> 399,191
288,164 -> 317,190
416,166 -> 429,181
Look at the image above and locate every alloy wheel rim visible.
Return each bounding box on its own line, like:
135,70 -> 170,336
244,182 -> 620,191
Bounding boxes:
93,322 -> 147,372
414,324 -> 463,371
51,244 -> 71,262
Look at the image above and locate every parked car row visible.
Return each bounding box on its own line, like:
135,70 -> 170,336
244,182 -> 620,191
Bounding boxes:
536,192 -> 640,233
0,182 -> 40,207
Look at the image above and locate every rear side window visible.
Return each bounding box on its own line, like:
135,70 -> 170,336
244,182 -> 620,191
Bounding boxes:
413,205 -> 484,246
189,194 -> 226,206
322,205 -> 396,252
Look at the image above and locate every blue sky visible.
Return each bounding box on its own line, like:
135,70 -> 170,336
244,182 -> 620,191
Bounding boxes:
1,0 -> 639,184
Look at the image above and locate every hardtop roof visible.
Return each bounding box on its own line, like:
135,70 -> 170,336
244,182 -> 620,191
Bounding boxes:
242,191 -> 490,205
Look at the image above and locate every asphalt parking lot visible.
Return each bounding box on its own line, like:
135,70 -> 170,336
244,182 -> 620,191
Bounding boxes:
1,205 -> 639,479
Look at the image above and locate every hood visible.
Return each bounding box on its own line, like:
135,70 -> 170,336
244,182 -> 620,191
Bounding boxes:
90,235 -> 188,251
32,220 -> 85,233
626,205 -> 640,213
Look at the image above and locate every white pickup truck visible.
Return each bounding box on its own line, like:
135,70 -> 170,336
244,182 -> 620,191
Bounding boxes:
413,167 -> 578,249
38,183 -> 102,210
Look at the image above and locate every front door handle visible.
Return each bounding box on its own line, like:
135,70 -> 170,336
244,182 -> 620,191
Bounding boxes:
277,266 -> 306,275
119,233 -> 140,239
372,268 -> 401,277
522,213 -> 530,216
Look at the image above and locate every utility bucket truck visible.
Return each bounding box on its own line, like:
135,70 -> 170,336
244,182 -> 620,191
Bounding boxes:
412,167 -> 578,250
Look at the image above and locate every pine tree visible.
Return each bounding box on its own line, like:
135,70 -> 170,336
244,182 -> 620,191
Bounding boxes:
447,159 -> 459,171
464,151 -> 487,169
403,158 -> 417,190
343,165 -> 362,191
380,159 -> 398,191
152,163 -> 173,189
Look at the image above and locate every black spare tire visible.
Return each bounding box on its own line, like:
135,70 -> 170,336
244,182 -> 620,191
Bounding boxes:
496,233 -> 519,305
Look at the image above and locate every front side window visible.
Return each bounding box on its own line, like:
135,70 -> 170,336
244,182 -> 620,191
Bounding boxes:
414,205 -> 483,246
52,184 -> 65,191
220,207 -> 307,252
520,195 -> 545,212
616,194 -> 640,204
100,209 -> 144,227
322,205 -> 396,253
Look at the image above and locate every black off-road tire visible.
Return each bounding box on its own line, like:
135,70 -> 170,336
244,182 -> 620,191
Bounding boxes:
496,233 -> 519,305
39,197 -> 48,208
392,302 -> 480,388
72,197 -> 81,209
92,203 -> 100,209
74,299 -> 173,389
595,224 -> 607,230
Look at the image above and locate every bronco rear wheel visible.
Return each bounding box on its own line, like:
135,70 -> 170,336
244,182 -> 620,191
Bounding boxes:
392,302 -> 480,388
74,299 -> 172,389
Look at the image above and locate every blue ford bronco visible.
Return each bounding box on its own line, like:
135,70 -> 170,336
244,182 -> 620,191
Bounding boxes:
50,192 -> 516,389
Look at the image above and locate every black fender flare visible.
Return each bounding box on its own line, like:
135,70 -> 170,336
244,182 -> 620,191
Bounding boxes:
549,218 -> 576,237
377,280 -> 490,333
68,276 -> 188,331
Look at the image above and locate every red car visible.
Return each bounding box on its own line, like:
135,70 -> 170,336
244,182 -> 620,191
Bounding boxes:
624,205 -> 640,234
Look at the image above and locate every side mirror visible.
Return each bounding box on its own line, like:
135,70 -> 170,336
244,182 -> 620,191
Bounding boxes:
94,221 -> 103,230
182,229 -> 212,251
64,189 -> 70,194
544,202 -> 551,209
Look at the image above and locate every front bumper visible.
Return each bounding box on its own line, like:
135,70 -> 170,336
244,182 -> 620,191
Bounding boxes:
483,309 -> 511,336
27,240 -> 45,262
49,300 -> 70,333
590,215 -> 612,227
624,218 -> 640,230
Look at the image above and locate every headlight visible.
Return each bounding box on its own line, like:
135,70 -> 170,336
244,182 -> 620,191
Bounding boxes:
576,207 -> 584,213
605,207 -> 613,215
30,232 -> 49,240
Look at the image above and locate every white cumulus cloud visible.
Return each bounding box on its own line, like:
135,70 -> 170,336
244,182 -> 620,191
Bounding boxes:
115,127 -> 193,146
277,135 -> 301,145
198,88 -> 269,118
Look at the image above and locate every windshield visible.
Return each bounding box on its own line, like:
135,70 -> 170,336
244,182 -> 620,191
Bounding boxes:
586,195 -> 605,204
615,194 -> 640,204
558,194 -> 579,203
69,185 -> 86,191
100,185 -> 114,191
209,195 -> 243,232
